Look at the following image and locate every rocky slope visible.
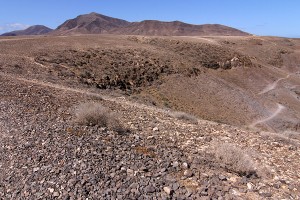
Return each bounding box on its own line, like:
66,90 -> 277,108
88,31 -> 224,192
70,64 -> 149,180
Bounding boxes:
0,62 -> 299,199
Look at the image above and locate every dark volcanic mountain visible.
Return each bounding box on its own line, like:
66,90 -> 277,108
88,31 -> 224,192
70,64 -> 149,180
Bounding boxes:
1,25 -> 52,36
54,12 -> 250,36
54,12 -> 130,34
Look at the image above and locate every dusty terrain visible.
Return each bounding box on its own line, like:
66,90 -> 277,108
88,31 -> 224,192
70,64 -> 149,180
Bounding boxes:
0,35 -> 299,199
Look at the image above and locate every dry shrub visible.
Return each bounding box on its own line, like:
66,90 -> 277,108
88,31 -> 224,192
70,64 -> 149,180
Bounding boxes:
214,143 -> 256,176
74,102 -> 126,133
169,111 -> 198,124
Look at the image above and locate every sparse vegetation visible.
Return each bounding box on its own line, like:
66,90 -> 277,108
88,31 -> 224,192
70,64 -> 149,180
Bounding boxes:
74,102 -> 126,133
214,143 -> 257,176
169,111 -> 198,124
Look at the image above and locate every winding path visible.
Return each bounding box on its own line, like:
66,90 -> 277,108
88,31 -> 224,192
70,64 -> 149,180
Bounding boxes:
250,103 -> 285,127
252,70 -> 300,127
258,74 -> 291,95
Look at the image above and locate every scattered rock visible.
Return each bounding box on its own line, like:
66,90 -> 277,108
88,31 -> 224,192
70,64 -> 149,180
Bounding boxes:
163,186 -> 173,195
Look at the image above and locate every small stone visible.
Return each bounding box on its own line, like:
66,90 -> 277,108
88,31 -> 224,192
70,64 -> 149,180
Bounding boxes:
172,183 -> 180,190
172,161 -> 179,168
53,192 -> 59,197
182,162 -> 189,169
48,188 -> 54,193
24,142 -> 32,148
145,185 -> 156,193
153,127 -> 159,131
127,169 -> 134,175
145,172 -> 152,177
160,168 -> 167,172
33,167 -> 40,172
183,170 -> 193,178
120,167 -> 126,172
219,175 -> 227,181
231,189 -> 241,196
163,187 -> 173,195
247,182 -> 254,190
260,193 -> 272,198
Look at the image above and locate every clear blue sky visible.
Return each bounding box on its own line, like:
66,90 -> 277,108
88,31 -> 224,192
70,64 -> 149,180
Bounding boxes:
0,0 -> 299,37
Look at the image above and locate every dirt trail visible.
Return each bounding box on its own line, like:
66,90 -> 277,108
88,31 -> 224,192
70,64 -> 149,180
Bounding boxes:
250,103 -> 285,128
258,70 -> 300,95
259,74 -> 291,95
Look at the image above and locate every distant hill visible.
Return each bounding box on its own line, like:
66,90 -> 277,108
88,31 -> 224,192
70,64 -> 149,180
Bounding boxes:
1,25 -> 53,36
54,12 -> 130,34
53,12 -> 250,36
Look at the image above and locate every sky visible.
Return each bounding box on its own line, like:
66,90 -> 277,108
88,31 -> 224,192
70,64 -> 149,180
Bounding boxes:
0,0 -> 299,37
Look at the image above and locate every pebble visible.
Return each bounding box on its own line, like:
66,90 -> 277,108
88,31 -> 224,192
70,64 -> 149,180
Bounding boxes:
182,162 -> 189,169
172,161 -> 179,168
163,186 -> 173,195
48,188 -> 54,193
53,192 -> 59,197
247,182 -> 254,190
153,127 -> 159,131
183,170 -> 193,177
144,185 -> 156,193
219,175 -> 227,181
33,167 -> 40,172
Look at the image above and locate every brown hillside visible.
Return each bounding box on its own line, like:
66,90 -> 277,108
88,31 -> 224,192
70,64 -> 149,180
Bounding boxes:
53,12 -> 249,36
54,12 -> 130,34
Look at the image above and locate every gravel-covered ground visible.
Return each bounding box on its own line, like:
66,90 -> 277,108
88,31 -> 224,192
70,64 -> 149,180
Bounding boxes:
0,71 -> 299,199
0,74 -> 250,199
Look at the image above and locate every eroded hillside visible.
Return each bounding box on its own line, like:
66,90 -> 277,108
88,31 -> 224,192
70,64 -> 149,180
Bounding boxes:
1,35 -> 298,132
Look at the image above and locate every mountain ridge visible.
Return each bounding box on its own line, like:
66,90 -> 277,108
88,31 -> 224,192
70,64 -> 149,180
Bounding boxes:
1,12 -> 250,36
54,12 -> 250,36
